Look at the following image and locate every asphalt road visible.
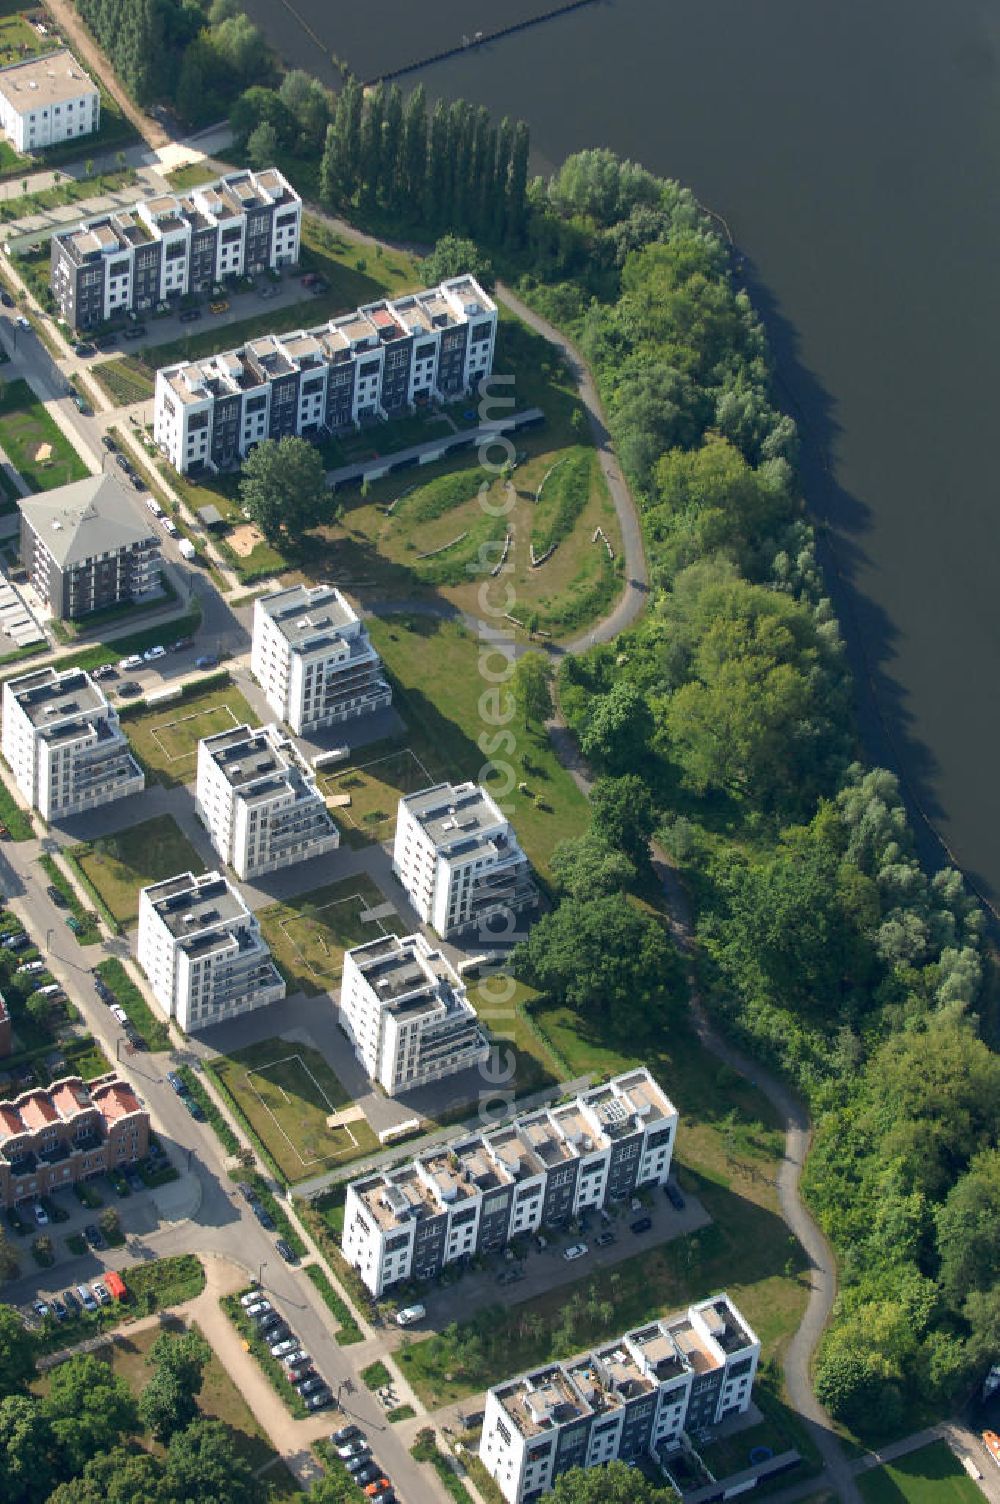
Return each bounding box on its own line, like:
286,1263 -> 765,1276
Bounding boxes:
0,834 -> 450,1504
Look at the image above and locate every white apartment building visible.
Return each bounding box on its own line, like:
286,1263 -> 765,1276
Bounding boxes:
342,1069 -> 677,1296
137,870 -> 285,1034
340,932 -> 489,1096
481,1296 -> 760,1504
196,722 -> 339,881
1,666 -> 143,821
153,274 -> 496,475
0,50 -> 98,153
50,167 -> 301,330
393,782 -> 536,939
251,583 -> 391,736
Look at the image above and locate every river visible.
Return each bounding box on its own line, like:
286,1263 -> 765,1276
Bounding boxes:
245,0 -> 1000,903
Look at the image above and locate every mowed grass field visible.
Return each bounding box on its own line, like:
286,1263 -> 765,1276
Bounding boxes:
365,615 -> 590,884
467,977 -> 562,1099
857,1442 -> 983,1503
123,681 -> 258,785
0,379 -> 90,492
319,741 -> 435,847
211,1037 -> 379,1182
259,872 -> 400,995
72,814 -> 205,925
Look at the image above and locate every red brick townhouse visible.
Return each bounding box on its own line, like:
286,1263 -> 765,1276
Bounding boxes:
0,1073 -> 149,1206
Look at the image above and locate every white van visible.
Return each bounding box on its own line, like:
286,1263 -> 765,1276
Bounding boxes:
33,983 -> 62,997
396,1304 -> 426,1327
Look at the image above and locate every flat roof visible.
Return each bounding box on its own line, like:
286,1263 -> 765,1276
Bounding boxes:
402,781 -> 510,854
257,583 -> 358,649
0,49 -> 96,112
7,665 -> 106,727
143,870 -> 248,939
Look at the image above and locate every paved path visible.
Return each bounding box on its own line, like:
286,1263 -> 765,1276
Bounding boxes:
43,0 -> 169,151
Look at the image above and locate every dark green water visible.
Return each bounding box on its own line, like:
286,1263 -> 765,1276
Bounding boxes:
247,0 -> 1000,902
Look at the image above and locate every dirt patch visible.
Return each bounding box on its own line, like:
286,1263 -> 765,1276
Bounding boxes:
229,522 -> 265,557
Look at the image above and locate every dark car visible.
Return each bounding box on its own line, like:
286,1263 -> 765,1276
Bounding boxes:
256,1311 -> 284,1331
0,290 -> 14,307
124,1168 -> 144,1192
350,1459 -> 378,1480
75,341 -> 96,356
275,1238 -> 297,1264
117,681 -> 142,697
183,1096 -> 205,1121
179,308 -> 202,323
62,1289 -> 80,1314
594,1230 -> 616,1248
46,884 -> 69,909
95,334 -> 117,349
3,933 -> 28,950
252,1202 -> 275,1231
123,324 -> 147,340
170,637 -> 194,653
50,1297 -> 67,1322
165,1071 -> 187,1094
92,663 -> 117,681
333,1426 -> 364,1447
298,1375 -> 326,1396
306,1388 -> 332,1410
665,1181 -> 686,1211
630,1216 -> 653,1235
130,473 -> 144,490
83,1223 -> 106,1250
114,453 -> 131,472
101,435 -> 116,451
194,653 -> 219,670
236,1181 -> 258,1203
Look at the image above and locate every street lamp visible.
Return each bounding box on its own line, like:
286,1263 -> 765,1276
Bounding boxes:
258,1260 -> 267,1289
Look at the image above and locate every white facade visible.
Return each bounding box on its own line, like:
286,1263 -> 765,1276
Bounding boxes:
1,666 -> 143,821
137,870 -> 285,1034
0,51 -> 98,153
196,722 -> 339,881
393,782 -> 536,939
481,1296 -> 760,1504
340,932 -> 489,1096
342,1069 -> 677,1296
153,274 -> 497,475
251,583 -> 391,736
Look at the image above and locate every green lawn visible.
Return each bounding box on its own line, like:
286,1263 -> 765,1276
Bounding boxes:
317,738 -> 436,848
258,872 -> 399,995
94,956 -> 171,1052
122,679 -> 258,785
0,379 -> 89,491
858,1441 -> 983,1503
72,814 -> 205,926
365,615 -> 591,885
211,1037 -> 379,1184
90,356 -> 156,406
467,978 -> 563,1098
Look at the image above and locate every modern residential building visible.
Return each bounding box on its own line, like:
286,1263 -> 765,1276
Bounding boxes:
1,665 -> 144,820
250,583 -> 391,736
342,1069 -> 677,1296
0,1073 -> 149,1209
0,50 -> 98,153
393,782 -> 536,939
50,166 -> 301,329
0,994 -> 10,1058
137,870 -> 286,1033
18,474 -> 162,621
340,932 -> 489,1096
196,721 -> 340,881
152,274 -> 496,474
481,1296 -> 761,1504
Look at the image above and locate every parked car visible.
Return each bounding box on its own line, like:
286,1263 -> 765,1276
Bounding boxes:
194,654 -> 219,670
179,308 -> 202,323
348,1455 -> 376,1477
288,1365 -> 316,1387
142,644 -> 166,661
146,497 -> 164,517
165,1071 -> 187,1094
73,394 -> 90,415
337,1436 -> 367,1455
110,1004 -> 128,1024
114,453 -> 132,472
270,1337 -> 298,1358
32,1298 -> 50,1320
50,1297 -> 67,1322
46,882 -> 69,908
240,1288 -> 264,1307
162,518 -> 179,537
123,324 -> 146,340
75,341 -> 95,357
0,290 -> 15,307
15,315 -> 30,331
33,983 -> 63,998
630,1216 -> 653,1235
124,1168 -> 144,1192
282,1350 -> 310,1372
209,300 -> 230,314
76,1284 -> 98,1311
16,960 -> 45,975
95,333 -> 117,348
665,1181 -> 686,1211
257,1311 -> 284,1332
363,1479 -> 391,1499
83,1223 -> 105,1250
101,434 -> 116,451
118,654 -> 143,670
92,1282 -> 111,1305
306,1388 -> 333,1410
183,1095 -> 205,1121
2,933 -> 28,949
236,1182 -> 258,1203
245,1300 -> 271,1318
594,1231 -> 616,1248
92,663 -> 117,680
332,1426 -> 365,1447
395,1304 -> 425,1326
62,1289 -> 80,1314
252,1203 -> 275,1231
275,1238 -> 297,1264
117,681 -> 142,697
129,473 -> 144,490
563,1243 -> 589,1261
